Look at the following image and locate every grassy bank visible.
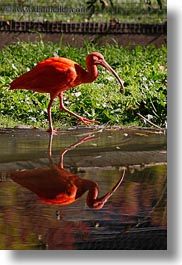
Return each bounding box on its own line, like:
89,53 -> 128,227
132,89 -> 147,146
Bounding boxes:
0,0 -> 167,23
0,41 -> 167,129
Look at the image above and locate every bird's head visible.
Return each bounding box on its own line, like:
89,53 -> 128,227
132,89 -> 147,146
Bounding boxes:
86,52 -> 125,93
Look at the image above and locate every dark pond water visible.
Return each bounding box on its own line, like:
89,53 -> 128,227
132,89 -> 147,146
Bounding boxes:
0,127 -> 167,250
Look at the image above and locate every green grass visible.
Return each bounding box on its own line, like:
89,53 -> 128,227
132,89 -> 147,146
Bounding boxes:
0,0 -> 167,23
0,40 -> 167,129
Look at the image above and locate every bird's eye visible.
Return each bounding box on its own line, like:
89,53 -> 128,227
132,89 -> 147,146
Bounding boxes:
93,56 -> 98,61
92,55 -> 103,64
95,57 -> 103,63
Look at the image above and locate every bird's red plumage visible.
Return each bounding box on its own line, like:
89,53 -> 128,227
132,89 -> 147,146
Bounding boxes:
9,52 -> 123,132
10,57 -> 87,99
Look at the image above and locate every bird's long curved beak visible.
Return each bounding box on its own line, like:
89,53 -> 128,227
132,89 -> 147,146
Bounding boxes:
101,60 -> 125,93
90,169 -> 126,209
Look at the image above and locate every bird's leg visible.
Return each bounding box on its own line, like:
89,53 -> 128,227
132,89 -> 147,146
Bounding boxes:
59,134 -> 96,169
48,132 -> 54,163
47,98 -> 55,133
58,93 -> 99,126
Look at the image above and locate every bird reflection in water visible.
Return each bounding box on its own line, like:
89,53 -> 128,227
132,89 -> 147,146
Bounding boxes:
10,134 -> 125,209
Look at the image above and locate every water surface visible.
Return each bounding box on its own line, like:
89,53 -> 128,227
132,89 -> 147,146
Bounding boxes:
0,127 -> 167,250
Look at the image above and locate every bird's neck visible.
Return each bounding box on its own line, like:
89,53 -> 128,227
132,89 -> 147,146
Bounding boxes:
84,64 -> 98,83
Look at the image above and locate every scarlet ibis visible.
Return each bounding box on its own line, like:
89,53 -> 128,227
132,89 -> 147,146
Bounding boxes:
10,134 -> 125,209
10,52 -> 124,132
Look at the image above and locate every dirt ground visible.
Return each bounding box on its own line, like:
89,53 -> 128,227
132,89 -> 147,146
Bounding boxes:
0,31 -> 166,49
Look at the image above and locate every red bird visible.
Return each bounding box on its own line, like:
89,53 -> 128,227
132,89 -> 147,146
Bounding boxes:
10,52 -> 124,132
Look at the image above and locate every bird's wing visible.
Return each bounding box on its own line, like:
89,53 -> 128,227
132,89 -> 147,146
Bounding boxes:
9,58 -> 80,97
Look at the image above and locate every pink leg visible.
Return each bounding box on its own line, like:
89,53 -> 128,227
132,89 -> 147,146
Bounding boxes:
59,134 -> 97,168
47,98 -> 55,133
58,92 -> 99,126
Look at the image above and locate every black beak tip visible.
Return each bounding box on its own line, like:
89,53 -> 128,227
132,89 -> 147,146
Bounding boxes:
120,86 -> 125,94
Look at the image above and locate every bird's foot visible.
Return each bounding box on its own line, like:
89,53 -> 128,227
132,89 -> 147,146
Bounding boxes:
78,117 -> 100,126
